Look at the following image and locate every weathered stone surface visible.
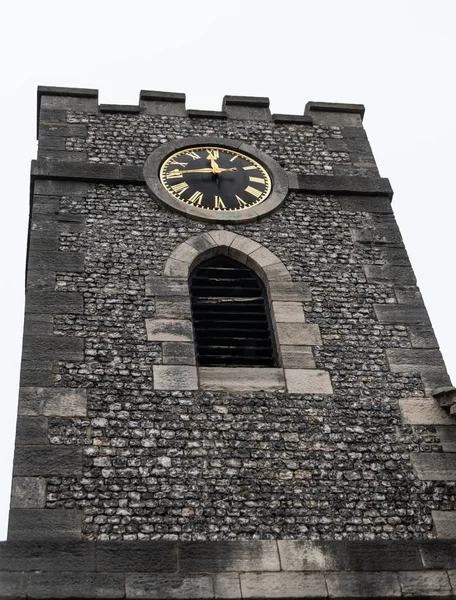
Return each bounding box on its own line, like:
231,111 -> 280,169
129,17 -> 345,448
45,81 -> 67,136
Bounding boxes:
28,572 -> 124,599
410,452 -> 456,480
276,323 -> 321,346
8,509 -> 81,541
386,348 -> 446,371
285,369 -> 333,395
436,427 -> 456,452
199,368 -> 285,392
96,541 -> 177,572
272,302 -> 305,323
146,277 -> 189,297
162,342 -> 196,365
399,398 -> 454,425
13,446 -> 82,477
146,319 -> 193,342
11,477 -> 46,509
420,541 -> 456,569
346,541 -> 421,571
0,572 -> 27,599
179,541 -> 280,572
268,281 -> 311,302
153,366 -> 198,390
155,297 -> 192,319
0,541 -> 94,571
280,345 -> 316,369
22,335 -> 84,361
398,570 -> 451,598
364,264 -> 416,285
18,387 -> 87,416
241,572 -> 326,599
431,511 -> 456,538
126,574 -> 213,599
15,416 -> 48,445
214,573 -> 241,599
278,541 -> 348,571
23,314 -> 54,336
325,572 -> 401,598
373,305 -> 430,325
25,291 -> 83,314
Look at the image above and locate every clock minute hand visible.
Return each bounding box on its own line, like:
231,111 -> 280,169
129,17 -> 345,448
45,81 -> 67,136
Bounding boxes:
168,167 -> 238,175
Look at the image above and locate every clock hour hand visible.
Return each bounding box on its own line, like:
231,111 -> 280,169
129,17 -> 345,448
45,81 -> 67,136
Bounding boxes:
168,167 -> 237,176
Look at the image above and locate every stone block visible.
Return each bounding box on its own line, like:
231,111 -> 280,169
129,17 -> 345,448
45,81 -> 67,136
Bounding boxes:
153,366 -> 198,391
268,281 -> 311,302
436,427 -> 456,452
162,342 -> 196,365
126,573 -> 212,599
228,236 -> 261,261
32,213 -> 87,234
398,571 -> 451,598
26,269 -> 56,291
0,541 -> 95,571
395,286 -> 424,305
285,369 -> 333,395
0,572 -> 27,599
346,541 -> 421,571
278,540 -> 348,571
169,242 -> 200,265
179,541 -> 280,572
363,265 -> 416,285
214,573 -> 241,599
432,511 -> 456,538
248,246 -> 281,269
96,541 -> 177,572
28,251 -> 85,272
26,291 -> 84,314
146,319 -> 193,342
146,277 -> 189,297
155,297 -> 192,319
11,477 -> 46,508
19,360 -> 53,387
373,305 -> 430,325
22,335 -> 84,361
399,398 -> 454,425
13,446 -> 82,477
241,572 -> 326,599
163,259 -> 191,278
386,348 -> 446,371
280,346 -> 316,369
276,323 -> 321,346
8,509 -> 82,541
408,326 -> 439,349
18,387 -> 87,417
28,231 -> 59,252
420,541 -> 456,568
410,452 -> 456,480
337,195 -> 392,214
325,572 -> 401,598
261,262 -> 292,282
23,314 -> 54,336
34,180 -> 88,196
199,368 -> 285,392
207,230 -> 237,248
39,123 -> 88,138
28,572 -> 124,599
16,416 -> 48,445
272,302 -> 305,323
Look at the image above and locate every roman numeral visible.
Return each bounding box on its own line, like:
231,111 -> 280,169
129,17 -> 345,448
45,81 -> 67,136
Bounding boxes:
249,176 -> 265,184
185,151 -> 200,160
243,165 -> 257,171
207,149 -> 219,160
171,182 -> 189,195
187,191 -> 203,206
166,169 -> 183,179
229,155 -> 238,162
245,186 -> 262,198
214,196 -> 226,210
235,195 -> 248,208
170,160 -> 188,167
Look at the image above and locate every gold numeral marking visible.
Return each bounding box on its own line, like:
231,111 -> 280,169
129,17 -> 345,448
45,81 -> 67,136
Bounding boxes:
243,165 -> 257,171
229,155 -> 238,162
187,191 -> 203,206
170,160 -> 188,167
166,169 -> 183,179
207,149 -> 219,160
185,151 -> 200,160
214,195 -> 226,210
245,186 -> 262,198
171,182 -> 189,195
249,176 -> 265,184
235,195 -> 248,208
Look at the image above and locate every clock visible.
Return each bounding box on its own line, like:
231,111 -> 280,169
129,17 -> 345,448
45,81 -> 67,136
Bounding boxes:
144,137 -> 289,223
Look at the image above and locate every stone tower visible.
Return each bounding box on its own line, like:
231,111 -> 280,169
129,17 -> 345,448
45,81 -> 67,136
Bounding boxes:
1,87 -> 456,599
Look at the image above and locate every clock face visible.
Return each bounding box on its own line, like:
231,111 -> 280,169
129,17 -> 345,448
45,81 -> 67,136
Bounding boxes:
159,146 -> 272,212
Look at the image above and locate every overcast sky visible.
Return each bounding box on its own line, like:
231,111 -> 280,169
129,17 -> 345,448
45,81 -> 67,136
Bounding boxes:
0,0 -> 455,540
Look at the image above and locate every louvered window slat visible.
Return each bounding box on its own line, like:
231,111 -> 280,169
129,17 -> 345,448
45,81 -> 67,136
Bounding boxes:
190,256 -> 278,367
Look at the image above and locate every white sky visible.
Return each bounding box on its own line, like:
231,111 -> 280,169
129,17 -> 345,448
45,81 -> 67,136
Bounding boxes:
0,0 -> 455,540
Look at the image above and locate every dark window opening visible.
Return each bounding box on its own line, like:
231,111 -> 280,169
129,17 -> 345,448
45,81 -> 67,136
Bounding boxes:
190,255 -> 278,367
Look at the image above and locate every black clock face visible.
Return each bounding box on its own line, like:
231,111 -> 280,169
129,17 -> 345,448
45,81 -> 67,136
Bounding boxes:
159,146 -> 272,212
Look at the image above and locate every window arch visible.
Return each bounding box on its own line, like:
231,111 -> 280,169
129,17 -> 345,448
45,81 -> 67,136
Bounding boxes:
190,255 -> 278,367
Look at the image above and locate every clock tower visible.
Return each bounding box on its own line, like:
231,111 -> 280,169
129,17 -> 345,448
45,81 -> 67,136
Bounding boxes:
1,87 -> 456,599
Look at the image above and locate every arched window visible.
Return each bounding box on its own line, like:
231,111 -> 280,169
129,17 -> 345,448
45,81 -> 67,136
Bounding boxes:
190,255 -> 278,367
